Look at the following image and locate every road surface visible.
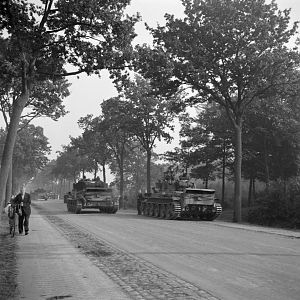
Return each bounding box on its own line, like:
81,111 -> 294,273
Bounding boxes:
33,199 -> 300,300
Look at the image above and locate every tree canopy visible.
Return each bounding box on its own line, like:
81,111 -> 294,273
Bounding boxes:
134,0 -> 300,222
0,0 -> 139,217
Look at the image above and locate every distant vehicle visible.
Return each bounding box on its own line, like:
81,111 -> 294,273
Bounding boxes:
139,168 -> 222,220
65,179 -> 119,214
41,194 -> 48,201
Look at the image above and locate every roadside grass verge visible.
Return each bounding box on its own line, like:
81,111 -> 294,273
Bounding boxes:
0,213 -> 18,299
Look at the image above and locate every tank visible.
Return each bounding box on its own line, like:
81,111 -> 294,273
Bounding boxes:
66,179 -> 119,214
139,169 -> 222,221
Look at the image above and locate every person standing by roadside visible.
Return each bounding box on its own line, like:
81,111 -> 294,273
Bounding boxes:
14,186 -> 31,235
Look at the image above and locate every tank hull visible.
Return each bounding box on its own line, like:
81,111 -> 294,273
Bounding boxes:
140,189 -> 222,221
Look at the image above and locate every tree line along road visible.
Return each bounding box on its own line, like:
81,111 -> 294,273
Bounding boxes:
33,199 -> 300,300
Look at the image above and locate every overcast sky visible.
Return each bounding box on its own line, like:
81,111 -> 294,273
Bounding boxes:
31,0 -> 300,160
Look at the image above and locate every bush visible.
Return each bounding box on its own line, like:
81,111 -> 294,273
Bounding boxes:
248,181 -> 300,229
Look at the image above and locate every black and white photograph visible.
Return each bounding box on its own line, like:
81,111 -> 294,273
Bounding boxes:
0,0 -> 300,299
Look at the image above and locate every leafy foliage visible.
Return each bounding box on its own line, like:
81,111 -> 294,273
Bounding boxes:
243,93 -> 300,184
0,77 -> 69,128
52,145 -> 84,182
248,181 -> 300,228
0,123 -> 50,189
121,74 -> 175,192
134,0 -> 300,222
0,0 -> 139,215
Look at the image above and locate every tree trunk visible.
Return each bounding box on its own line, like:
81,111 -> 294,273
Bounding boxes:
0,91 -> 29,222
5,158 -> 13,206
263,133 -> 270,193
205,177 -> 208,188
233,120 -> 242,223
93,162 -> 98,179
248,178 -> 253,207
222,139 -> 226,206
102,163 -> 106,183
253,178 -> 256,201
119,157 -> 124,209
59,179 -> 63,199
146,149 -> 151,194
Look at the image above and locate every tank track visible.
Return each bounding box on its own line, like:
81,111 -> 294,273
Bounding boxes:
142,201 -> 181,220
67,200 -> 82,214
67,200 -> 118,214
141,198 -> 222,221
99,206 -> 118,214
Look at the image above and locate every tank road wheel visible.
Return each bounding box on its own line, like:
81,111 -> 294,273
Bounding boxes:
68,201 -> 73,212
71,201 -> 76,213
109,207 -> 116,214
154,204 -> 160,218
149,203 -> 153,216
165,204 -> 172,219
159,204 -> 165,218
141,203 -> 146,215
149,203 -> 154,216
147,204 -> 151,216
75,206 -> 81,214
145,203 -> 150,216
148,204 -> 153,216
75,201 -> 82,214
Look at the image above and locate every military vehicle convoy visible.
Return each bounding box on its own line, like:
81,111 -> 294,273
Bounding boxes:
139,168 -> 222,221
65,180 -> 119,214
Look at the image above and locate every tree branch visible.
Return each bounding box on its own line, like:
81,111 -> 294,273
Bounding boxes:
39,0 -> 54,32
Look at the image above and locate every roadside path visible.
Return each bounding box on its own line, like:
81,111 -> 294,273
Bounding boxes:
16,203 -> 131,300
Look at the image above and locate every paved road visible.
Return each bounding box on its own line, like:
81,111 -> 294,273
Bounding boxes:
34,199 -> 300,300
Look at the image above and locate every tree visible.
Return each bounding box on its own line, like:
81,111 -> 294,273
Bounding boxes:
27,160 -> 57,193
78,115 -> 112,183
69,136 -> 95,177
52,146 -> 83,183
98,97 -> 134,208
110,146 -> 165,205
12,124 -> 50,189
180,106 -> 234,202
0,75 -> 69,203
243,91 -> 300,193
0,123 -> 50,192
135,0 -> 300,222
0,0 -> 138,217
123,75 -> 174,193
0,78 -> 69,128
